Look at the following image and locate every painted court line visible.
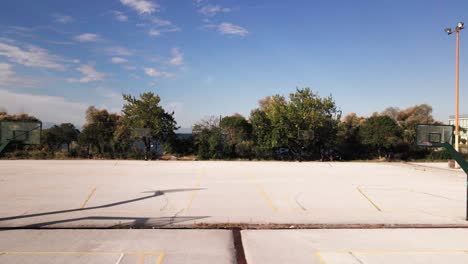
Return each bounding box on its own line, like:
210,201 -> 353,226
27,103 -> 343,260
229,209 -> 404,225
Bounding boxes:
315,251 -> 328,264
248,174 -> 278,212
185,169 -> 205,211
136,254 -> 145,264
356,186 -> 382,212
80,187 -> 97,209
114,253 -> 124,264
156,252 -> 166,264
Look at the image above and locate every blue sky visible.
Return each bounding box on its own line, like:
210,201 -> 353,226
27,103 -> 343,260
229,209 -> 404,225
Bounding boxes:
0,0 -> 467,130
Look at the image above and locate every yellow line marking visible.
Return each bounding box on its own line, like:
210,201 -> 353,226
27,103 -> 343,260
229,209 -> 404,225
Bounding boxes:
0,251 -> 163,255
136,254 -> 145,264
314,251 -> 328,264
80,187 -> 97,209
185,169 -> 204,211
357,186 -> 381,211
249,174 -> 278,212
156,252 -> 165,264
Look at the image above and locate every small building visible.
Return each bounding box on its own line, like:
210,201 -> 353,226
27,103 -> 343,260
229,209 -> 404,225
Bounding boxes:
448,115 -> 468,139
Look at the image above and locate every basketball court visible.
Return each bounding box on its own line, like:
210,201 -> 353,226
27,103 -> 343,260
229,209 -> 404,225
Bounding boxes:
0,160 -> 466,228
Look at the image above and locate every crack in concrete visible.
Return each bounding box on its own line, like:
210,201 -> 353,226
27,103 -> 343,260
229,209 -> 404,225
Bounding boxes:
349,252 -> 365,264
294,193 -> 307,211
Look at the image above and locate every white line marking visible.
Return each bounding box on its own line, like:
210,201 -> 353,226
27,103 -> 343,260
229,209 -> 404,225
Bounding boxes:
115,253 -> 124,264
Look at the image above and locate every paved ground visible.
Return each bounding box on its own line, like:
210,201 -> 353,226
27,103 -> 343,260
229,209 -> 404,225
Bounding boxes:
0,230 -> 234,264
243,228 -> 468,264
0,160 -> 466,228
3,229 -> 468,264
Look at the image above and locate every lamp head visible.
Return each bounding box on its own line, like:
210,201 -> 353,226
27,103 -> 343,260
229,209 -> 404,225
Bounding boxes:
445,28 -> 453,35
457,22 -> 464,30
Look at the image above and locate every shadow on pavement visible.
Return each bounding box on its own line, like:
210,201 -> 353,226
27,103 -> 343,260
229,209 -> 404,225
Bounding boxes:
2,215 -> 209,229
0,188 -> 206,223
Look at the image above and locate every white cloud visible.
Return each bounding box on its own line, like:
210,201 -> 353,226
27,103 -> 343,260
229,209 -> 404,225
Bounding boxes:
199,5 -> 231,16
193,0 -> 205,7
105,46 -> 133,56
151,17 -> 172,26
111,11 -> 128,22
0,63 -> 38,87
68,64 -> 106,83
0,89 -> 88,125
218,22 -> 249,37
148,29 -> 161,37
111,57 -> 128,64
52,13 -> 74,24
73,33 -> 101,42
120,0 -> 159,15
148,26 -> 180,37
169,48 -> 184,66
0,41 -> 65,70
95,87 -> 123,109
124,65 -> 137,70
144,67 -> 175,78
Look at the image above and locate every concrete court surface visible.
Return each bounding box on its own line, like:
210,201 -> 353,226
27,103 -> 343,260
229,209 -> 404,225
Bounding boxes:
0,160 -> 467,228
242,228 -> 468,264
2,229 -> 468,264
0,229 -> 235,264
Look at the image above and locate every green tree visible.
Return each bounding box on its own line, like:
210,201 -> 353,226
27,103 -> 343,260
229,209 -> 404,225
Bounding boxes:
359,115 -> 403,159
220,114 -> 253,158
121,92 -> 178,160
250,88 -> 341,160
336,113 -> 366,160
42,123 -> 79,153
382,104 -> 439,144
78,106 -> 120,158
193,116 -> 224,159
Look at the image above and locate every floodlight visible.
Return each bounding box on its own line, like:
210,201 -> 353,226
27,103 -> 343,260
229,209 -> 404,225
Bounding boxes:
457,22 -> 464,30
445,28 -> 453,34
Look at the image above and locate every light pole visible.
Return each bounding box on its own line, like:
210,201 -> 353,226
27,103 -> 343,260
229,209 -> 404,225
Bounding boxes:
445,22 -> 464,151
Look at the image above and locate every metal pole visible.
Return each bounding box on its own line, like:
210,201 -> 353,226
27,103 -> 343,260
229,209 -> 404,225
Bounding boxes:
455,30 -> 460,152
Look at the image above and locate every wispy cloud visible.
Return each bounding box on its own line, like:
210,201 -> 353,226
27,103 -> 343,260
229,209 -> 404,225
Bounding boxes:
169,48 -> 184,66
0,89 -> 88,125
95,87 -> 123,110
0,63 -> 38,87
120,0 -> 159,15
151,17 -> 172,26
124,65 -> 137,70
148,26 -> 180,37
0,41 -> 65,70
193,0 -> 205,7
218,22 -> 249,37
105,46 -> 134,56
111,57 -> 128,64
148,29 -> 161,37
51,13 -> 74,24
199,5 -> 231,16
111,10 -> 128,22
73,33 -> 102,42
68,64 -> 106,83
144,67 -> 175,78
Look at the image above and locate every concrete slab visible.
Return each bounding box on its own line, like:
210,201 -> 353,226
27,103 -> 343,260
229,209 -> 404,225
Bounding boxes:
0,229 -> 235,264
0,161 -> 467,227
242,229 -> 468,264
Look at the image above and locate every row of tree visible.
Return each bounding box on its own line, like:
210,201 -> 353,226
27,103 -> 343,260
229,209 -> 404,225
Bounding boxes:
1,88 -> 460,161
192,89 -> 447,161
2,92 -> 177,160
